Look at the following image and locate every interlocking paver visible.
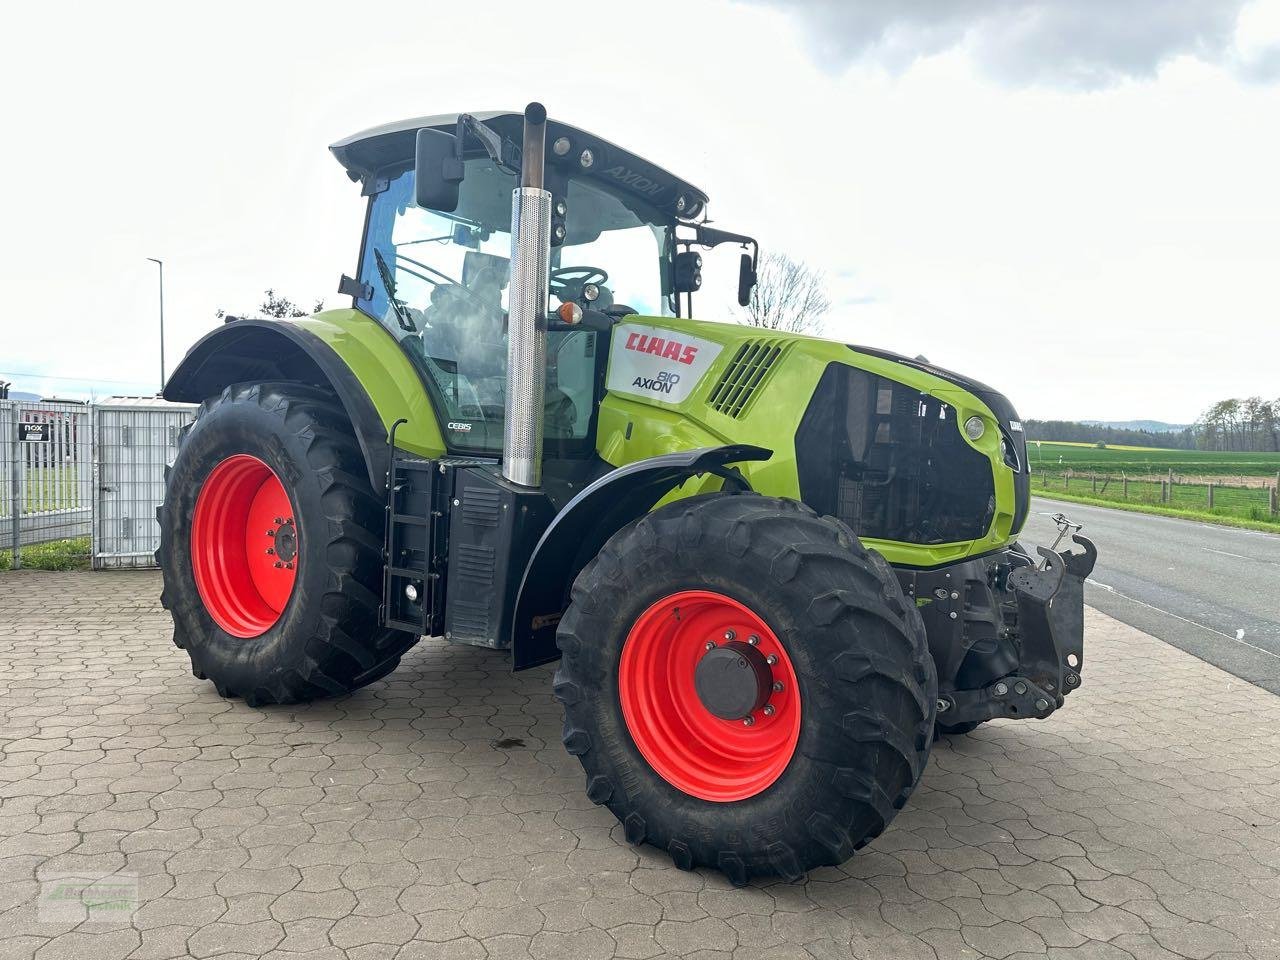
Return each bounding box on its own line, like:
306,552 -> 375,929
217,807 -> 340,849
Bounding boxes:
1,569 -> 1279,959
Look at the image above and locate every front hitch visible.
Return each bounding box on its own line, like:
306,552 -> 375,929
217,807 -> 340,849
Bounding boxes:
932,522 -> 1096,727
999,530 -> 1096,720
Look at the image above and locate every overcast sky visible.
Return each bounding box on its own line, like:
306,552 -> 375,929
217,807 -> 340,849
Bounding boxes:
2,0 -> 1278,423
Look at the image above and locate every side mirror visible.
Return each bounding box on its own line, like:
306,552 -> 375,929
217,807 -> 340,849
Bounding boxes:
415,128 -> 464,212
737,252 -> 757,307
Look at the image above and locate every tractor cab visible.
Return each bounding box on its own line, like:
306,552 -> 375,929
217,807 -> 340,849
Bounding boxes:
329,112 -> 755,456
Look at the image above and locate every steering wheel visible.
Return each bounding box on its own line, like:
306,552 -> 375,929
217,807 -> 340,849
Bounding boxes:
550,266 -> 609,302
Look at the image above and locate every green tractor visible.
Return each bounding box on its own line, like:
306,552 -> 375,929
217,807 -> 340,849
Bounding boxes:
158,103 -> 1094,884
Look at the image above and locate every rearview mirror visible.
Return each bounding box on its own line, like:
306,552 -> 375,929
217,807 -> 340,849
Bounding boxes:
415,128 -> 464,212
737,252 -> 757,307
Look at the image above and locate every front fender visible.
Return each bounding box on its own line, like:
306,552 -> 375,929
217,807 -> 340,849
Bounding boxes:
511,444 -> 771,669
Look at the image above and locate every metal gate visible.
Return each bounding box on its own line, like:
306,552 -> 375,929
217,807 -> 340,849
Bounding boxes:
92,397 -> 196,569
2,399 -> 93,565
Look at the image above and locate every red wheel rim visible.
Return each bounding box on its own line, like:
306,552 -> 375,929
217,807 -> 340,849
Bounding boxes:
618,590 -> 801,802
190,455 -> 298,639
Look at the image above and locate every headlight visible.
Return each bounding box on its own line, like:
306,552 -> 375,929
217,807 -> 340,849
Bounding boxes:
964,416 -> 985,441
1001,434 -> 1021,470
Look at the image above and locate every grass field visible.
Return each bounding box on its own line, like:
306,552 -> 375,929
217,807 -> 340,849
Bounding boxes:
1029,441 -> 1280,530
1028,441 -> 1280,478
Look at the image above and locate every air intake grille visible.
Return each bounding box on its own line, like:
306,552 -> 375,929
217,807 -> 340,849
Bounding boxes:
707,339 -> 785,417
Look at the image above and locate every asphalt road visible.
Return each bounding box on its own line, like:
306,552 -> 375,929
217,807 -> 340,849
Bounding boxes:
1017,497 -> 1280,695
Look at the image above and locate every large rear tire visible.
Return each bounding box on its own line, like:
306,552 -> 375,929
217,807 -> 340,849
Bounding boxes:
157,382 -> 416,705
553,494 -> 937,885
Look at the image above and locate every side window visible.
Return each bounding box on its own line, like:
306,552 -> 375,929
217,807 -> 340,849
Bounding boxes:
357,168 -> 514,451
356,167 -> 598,450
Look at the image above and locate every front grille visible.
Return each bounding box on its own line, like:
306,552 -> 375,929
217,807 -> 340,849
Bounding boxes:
707,339 -> 785,418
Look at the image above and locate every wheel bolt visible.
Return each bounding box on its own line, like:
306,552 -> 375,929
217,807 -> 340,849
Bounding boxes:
765,654 -> 778,666
747,635 -> 760,646
772,681 -> 784,692
285,518 -> 294,525
994,681 -> 1009,697
704,641 -> 715,651
274,517 -> 282,524
285,562 -> 294,570
723,630 -> 736,641
763,704 -> 775,717
266,529 -> 276,537
742,716 -> 754,726
274,561 -> 282,569
266,547 -> 275,555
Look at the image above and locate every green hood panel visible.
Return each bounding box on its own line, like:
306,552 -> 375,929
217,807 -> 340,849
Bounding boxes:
596,316 -> 1018,567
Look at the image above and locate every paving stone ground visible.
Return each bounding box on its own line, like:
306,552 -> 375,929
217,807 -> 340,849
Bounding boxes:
1,569 -> 1278,960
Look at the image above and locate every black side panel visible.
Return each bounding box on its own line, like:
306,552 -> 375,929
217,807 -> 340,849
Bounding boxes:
511,444 -> 772,670
164,319 -> 390,492
444,467 -> 556,649
795,364 -> 995,546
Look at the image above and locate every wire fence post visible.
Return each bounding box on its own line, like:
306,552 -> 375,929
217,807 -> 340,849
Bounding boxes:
1207,482 -> 1214,510
9,423 -> 20,569
1272,483 -> 1278,517
1122,473 -> 1128,499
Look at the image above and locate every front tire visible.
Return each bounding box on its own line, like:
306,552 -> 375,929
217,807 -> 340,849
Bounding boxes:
553,494 -> 937,885
157,382 -> 417,705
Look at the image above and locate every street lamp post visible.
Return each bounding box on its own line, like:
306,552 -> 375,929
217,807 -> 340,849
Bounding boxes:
147,258 -> 166,392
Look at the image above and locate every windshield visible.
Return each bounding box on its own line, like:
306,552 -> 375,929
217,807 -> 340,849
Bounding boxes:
356,160 -> 671,453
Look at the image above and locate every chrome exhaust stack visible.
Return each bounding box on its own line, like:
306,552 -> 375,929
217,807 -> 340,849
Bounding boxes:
502,103 -> 552,488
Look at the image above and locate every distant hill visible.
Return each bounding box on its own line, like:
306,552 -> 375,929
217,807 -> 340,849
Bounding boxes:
1025,419 -> 1196,450
1081,419 -> 1191,434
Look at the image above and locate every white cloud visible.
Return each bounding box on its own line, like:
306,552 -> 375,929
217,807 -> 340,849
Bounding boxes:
741,0 -> 1280,88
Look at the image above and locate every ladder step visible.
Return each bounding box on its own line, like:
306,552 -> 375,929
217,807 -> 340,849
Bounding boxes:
388,565 -> 429,578
390,514 -> 427,525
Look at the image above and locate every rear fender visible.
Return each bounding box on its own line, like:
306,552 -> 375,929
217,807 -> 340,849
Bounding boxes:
164,311 -> 444,491
511,444 -> 772,670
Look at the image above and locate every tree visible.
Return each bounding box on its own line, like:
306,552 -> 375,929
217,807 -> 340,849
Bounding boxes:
216,289 -> 325,320
740,253 -> 831,334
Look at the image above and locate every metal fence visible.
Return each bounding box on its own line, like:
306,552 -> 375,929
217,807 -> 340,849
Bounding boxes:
3,397 -> 195,569
1,400 -> 93,563
92,398 -> 195,569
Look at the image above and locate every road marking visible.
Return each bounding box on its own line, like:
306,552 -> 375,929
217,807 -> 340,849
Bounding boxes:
1204,548 -> 1253,560
1085,579 -> 1280,661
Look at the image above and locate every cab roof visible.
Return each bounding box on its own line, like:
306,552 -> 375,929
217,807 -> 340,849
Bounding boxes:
329,111 -> 709,222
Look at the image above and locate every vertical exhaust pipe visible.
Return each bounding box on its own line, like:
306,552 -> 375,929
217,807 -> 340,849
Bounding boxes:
502,103 -> 552,488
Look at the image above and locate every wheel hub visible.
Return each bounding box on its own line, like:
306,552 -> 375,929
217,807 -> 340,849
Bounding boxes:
270,520 -> 297,564
694,641 -> 772,720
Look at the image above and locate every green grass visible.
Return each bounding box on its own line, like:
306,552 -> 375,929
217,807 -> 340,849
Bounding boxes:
0,537 -> 92,571
23,467 -> 85,512
1028,441 -> 1280,478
